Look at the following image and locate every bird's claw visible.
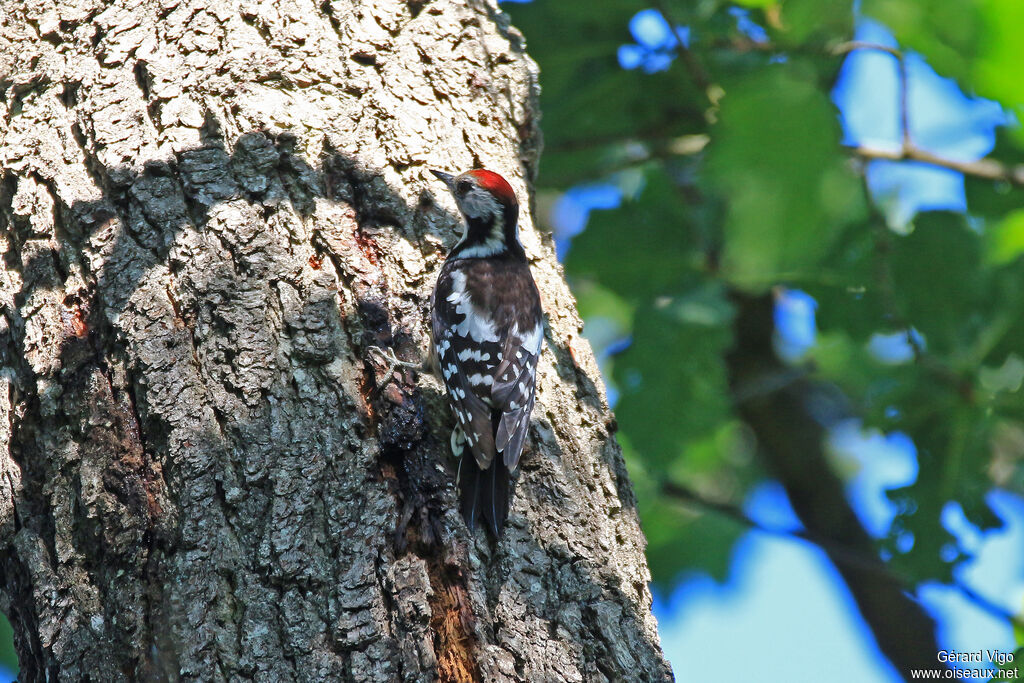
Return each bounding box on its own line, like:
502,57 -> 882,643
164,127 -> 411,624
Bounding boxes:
367,346 -> 420,391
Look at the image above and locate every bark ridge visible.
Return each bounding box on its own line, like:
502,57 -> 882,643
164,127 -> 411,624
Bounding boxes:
0,0 -> 673,680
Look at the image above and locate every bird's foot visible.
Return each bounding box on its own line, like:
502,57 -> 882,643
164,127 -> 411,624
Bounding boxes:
367,346 -> 421,392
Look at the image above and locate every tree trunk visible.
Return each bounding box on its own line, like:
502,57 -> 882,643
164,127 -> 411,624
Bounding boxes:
0,1 -> 672,681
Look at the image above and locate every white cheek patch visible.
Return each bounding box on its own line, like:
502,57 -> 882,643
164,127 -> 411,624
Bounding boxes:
453,186 -> 518,258
461,187 -> 501,219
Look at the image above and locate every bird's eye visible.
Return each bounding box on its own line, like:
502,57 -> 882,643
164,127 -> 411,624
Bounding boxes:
456,180 -> 473,195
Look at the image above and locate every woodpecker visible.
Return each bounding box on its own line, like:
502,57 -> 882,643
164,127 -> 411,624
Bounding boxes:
428,168 -> 543,537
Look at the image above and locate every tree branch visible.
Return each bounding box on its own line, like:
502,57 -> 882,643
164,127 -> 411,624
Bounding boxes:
661,481 -> 1024,633
653,2 -> 715,98
833,41 -> 1024,186
725,292 -> 947,681
715,37 -> 1024,188
661,481 -> 902,581
851,144 -> 1024,187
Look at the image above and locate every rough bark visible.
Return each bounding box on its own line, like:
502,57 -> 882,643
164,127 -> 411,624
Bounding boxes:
0,1 -> 673,681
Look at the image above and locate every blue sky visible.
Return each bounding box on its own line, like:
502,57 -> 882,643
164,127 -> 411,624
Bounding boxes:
653,481 -> 902,682
547,8 -> 1024,682
831,19 -> 1008,230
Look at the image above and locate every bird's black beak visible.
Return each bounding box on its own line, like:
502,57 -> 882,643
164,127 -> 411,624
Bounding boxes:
430,169 -> 455,190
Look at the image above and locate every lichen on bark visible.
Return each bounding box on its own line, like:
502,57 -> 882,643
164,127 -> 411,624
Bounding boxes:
0,0 -> 673,680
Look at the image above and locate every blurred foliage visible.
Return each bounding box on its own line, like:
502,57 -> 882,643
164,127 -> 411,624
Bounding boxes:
706,64 -> 865,287
861,0 -> 978,84
507,0 -> 1024,628
0,613 -> 14,672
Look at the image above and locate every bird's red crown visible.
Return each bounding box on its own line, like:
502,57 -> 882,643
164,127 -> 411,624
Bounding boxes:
468,169 -> 517,205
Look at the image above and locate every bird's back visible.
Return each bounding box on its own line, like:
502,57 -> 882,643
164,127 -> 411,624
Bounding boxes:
430,254 -> 542,534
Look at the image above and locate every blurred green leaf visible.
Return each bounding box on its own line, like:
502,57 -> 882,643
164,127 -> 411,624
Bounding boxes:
891,395 -> 1000,581
861,0 -> 979,85
889,212 -> 983,355
507,1 -> 706,187
966,130 -> 1024,216
572,278 -> 634,331
975,0 -> 1024,139
801,220 -> 886,342
886,211 -> 1024,378
986,208 -> 1024,266
0,613 -> 15,673
565,167 -> 700,301
645,500 -> 743,583
779,0 -> 854,45
623,437 -> 746,583
808,330 -> 878,401
706,64 -> 865,290
612,287 -> 733,471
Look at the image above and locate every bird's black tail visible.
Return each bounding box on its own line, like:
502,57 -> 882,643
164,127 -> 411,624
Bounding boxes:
458,455 -> 511,537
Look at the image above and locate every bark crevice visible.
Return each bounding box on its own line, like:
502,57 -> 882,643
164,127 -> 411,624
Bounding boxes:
0,1 -> 671,680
